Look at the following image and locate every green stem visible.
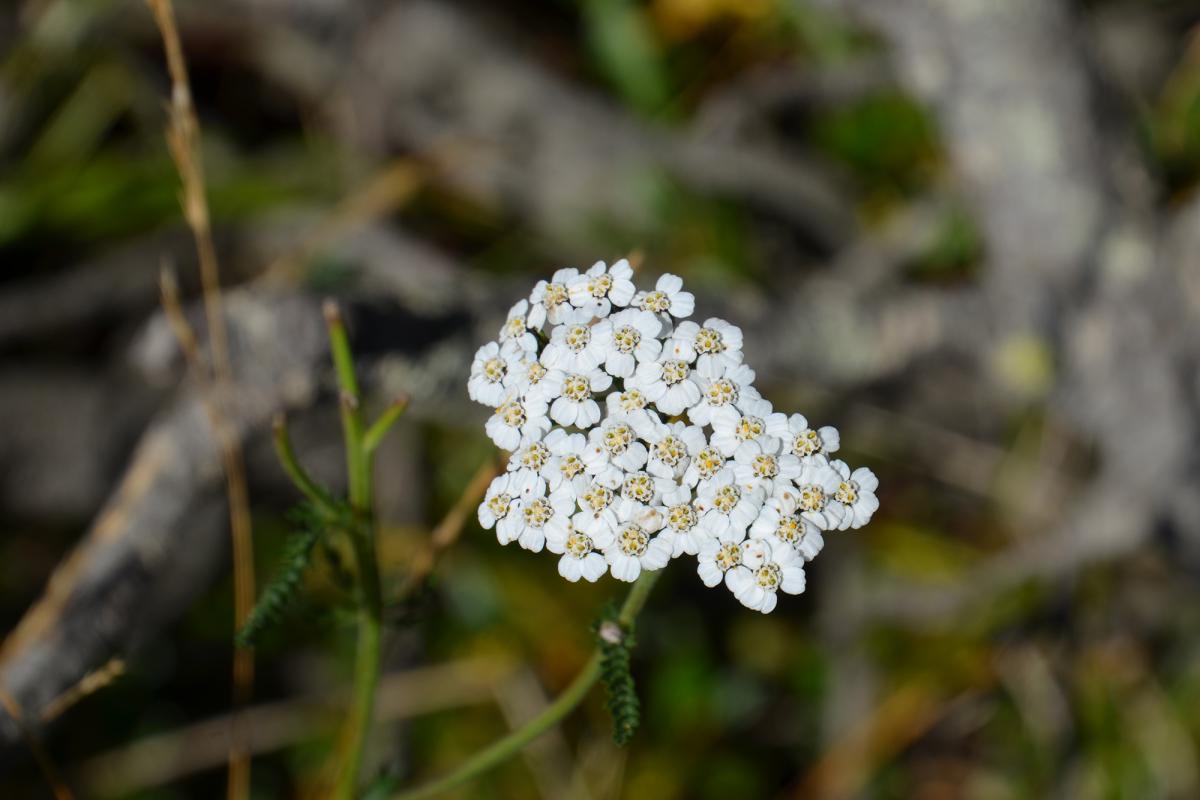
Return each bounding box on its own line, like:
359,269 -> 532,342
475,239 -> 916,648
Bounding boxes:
364,396 -> 410,456
326,300 -> 384,800
391,569 -> 662,800
272,413 -> 338,514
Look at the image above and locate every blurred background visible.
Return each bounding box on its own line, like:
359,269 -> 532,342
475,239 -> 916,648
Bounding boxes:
3,0 -> 1200,797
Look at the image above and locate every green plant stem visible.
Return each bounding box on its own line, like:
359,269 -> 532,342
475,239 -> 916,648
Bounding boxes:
391,569 -> 662,800
364,396 -> 410,456
271,413 -> 338,514
325,300 -> 384,800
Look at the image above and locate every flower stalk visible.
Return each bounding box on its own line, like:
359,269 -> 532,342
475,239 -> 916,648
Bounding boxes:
390,568 -> 661,800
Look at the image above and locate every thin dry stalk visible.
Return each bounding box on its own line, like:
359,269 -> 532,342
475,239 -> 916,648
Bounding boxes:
40,658 -> 126,723
145,3 -> 256,797
75,659 -> 512,797
0,688 -> 75,800
396,457 -> 501,598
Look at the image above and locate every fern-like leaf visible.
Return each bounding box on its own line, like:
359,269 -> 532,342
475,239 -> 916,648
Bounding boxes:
235,502 -> 343,647
594,604 -> 640,745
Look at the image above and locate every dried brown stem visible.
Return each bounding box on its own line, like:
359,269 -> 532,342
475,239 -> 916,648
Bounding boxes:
0,689 -> 74,800
145,2 -> 256,797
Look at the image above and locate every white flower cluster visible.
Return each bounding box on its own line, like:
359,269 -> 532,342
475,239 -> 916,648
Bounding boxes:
470,261 -> 878,613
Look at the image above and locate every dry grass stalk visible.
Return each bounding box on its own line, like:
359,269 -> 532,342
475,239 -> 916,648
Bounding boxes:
0,688 -> 75,800
145,2 -> 256,797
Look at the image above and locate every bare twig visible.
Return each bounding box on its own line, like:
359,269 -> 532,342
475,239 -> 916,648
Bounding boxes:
0,689 -> 74,800
75,659 -> 513,797
39,659 -> 126,724
395,457 -> 501,599
145,2 -> 256,796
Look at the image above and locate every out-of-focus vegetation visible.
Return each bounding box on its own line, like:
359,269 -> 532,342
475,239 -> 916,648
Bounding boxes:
3,0 -> 1200,798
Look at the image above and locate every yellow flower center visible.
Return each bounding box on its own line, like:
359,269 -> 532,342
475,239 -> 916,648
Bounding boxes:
613,325 -> 641,353
661,359 -> 690,385
523,498 -> 553,527
483,358 -> 506,382
654,435 -> 686,466
715,542 -> 742,571
560,454 -> 584,479
503,316 -> 526,339
619,389 -> 647,411
752,454 -> 779,478
499,401 -> 526,427
705,378 -> 737,406
714,484 -> 741,513
526,361 -> 547,384
835,481 -> 858,505
695,327 -> 724,354
562,374 -> 590,401
590,275 -> 613,298
622,473 -> 656,504
735,416 -> 763,442
519,442 -> 550,470
667,502 -> 698,532
566,531 -> 593,557
603,424 -> 634,455
487,493 -> 512,518
618,525 -> 649,556
755,563 -> 782,589
695,447 -> 723,480
775,514 -> 802,543
582,484 -> 614,513
792,429 -> 822,457
544,282 -> 568,308
799,485 -> 826,512
641,290 -> 671,313
564,325 -> 590,352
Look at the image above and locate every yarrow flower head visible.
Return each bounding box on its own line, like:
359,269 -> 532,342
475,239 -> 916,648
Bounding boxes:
470,261 -> 879,611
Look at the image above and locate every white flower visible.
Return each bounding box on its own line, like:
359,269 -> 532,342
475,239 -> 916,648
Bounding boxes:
504,483 -> 573,552
731,538 -> 806,613
529,268 -> 583,328
603,506 -> 674,582
508,440 -> 553,476
731,438 -> 801,496
749,493 -> 824,561
786,413 -> 840,459
829,460 -> 879,530
568,259 -> 636,315
548,369 -> 612,427
582,418 -> 649,487
616,470 -> 674,518
642,420 -> 708,480
467,341 -> 515,407
486,395 -> 551,451
697,537 -> 752,590
574,480 -> 620,537
596,308 -> 662,378
687,360 -> 758,427
542,429 -> 589,492
660,484 -> 715,556
470,261 -> 879,604
635,273 -> 695,319
680,443 -> 727,488
709,396 -> 788,457
509,353 -> 564,405
695,467 -> 763,541
629,355 -> 701,416
547,519 -> 612,583
499,299 -> 538,353
604,388 -> 660,431
782,455 -> 845,530
478,471 -> 541,544
542,319 -> 611,373
669,318 -> 743,372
